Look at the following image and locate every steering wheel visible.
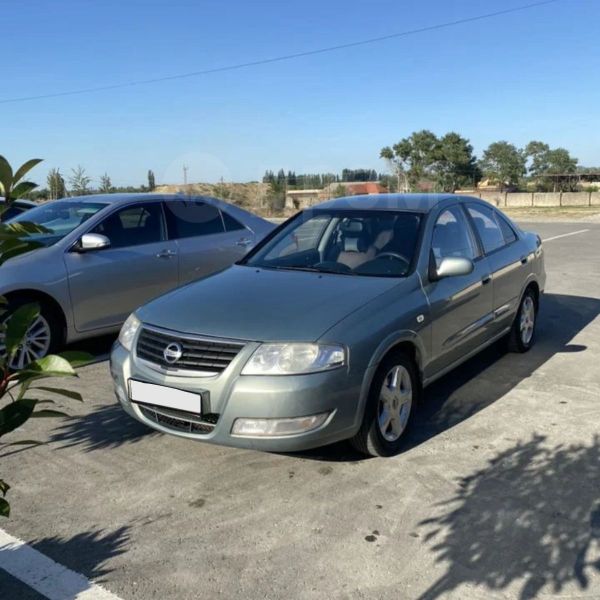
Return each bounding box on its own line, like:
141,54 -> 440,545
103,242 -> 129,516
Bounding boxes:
377,251 -> 411,267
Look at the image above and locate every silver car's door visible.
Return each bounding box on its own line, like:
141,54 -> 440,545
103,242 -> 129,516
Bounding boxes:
164,201 -> 254,285
64,202 -> 178,331
423,205 -> 494,378
466,203 -> 531,336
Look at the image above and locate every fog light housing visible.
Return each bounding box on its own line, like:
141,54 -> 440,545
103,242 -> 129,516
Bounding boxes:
231,412 -> 330,437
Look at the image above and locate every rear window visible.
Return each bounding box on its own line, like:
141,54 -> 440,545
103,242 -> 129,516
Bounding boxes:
165,201 -> 225,238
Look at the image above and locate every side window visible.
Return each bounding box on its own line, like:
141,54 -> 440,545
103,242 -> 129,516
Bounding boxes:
91,203 -> 164,249
467,204 -> 506,254
221,210 -> 246,232
494,212 -> 518,244
165,201 -> 225,239
431,206 -> 478,268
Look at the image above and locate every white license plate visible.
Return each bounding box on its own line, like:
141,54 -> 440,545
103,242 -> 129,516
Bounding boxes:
129,380 -> 202,414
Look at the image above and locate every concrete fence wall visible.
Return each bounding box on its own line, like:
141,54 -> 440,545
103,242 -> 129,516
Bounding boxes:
474,191 -> 600,208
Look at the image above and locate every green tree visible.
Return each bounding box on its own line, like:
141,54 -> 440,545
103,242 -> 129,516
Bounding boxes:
46,168 -> 66,200
68,165 -> 92,196
525,142 -> 578,191
432,132 -> 480,192
0,156 -> 43,206
99,173 -> 113,194
147,169 -> 156,191
333,184 -> 347,198
479,141 -> 526,190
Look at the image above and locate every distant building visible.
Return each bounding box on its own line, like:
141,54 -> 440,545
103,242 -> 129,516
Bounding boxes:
285,189 -> 321,211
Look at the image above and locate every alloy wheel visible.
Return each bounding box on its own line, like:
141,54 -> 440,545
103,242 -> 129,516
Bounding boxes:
0,314 -> 52,370
520,296 -> 536,346
377,364 -> 413,442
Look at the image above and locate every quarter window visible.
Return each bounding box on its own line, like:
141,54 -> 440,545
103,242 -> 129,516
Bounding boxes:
221,210 -> 246,232
431,207 -> 478,268
495,212 -> 518,244
467,204 -> 506,254
165,201 -> 225,238
91,203 -> 165,248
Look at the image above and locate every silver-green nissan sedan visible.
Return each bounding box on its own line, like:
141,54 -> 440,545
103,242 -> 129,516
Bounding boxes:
110,194 -> 545,456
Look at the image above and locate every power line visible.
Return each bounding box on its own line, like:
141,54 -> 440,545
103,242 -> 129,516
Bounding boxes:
0,0 -> 560,105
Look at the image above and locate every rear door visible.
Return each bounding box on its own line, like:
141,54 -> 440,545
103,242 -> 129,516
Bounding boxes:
164,200 -> 254,285
466,203 -> 529,335
422,204 -> 494,377
64,202 -> 179,331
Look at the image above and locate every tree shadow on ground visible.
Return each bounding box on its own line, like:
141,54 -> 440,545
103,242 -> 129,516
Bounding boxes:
417,435 -> 600,599
294,293 -> 600,462
0,525 -> 130,599
50,404 -> 157,452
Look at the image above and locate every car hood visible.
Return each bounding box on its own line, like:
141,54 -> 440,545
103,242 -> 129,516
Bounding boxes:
137,265 -> 400,342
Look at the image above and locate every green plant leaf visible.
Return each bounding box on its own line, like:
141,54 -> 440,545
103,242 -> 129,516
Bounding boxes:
0,399 -> 37,438
0,156 -> 13,200
13,159 -> 42,186
11,181 -> 38,199
5,303 -> 40,360
0,478 -> 9,495
58,351 -> 94,368
14,354 -> 77,383
0,497 -> 10,517
0,238 -> 44,264
31,409 -> 69,418
31,387 -> 83,401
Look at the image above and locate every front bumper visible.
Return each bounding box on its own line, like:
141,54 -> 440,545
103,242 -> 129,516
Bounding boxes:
110,341 -> 369,452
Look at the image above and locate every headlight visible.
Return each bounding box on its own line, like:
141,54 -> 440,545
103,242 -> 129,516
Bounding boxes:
118,313 -> 141,351
241,343 -> 345,375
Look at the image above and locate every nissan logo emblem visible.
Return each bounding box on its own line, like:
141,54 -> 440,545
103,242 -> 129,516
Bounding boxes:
163,342 -> 183,364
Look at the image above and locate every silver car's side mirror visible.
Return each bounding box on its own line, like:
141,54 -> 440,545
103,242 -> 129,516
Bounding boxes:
78,233 -> 110,252
435,256 -> 474,279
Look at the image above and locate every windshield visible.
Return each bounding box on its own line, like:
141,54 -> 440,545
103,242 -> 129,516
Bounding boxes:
9,200 -> 108,245
242,210 -> 422,277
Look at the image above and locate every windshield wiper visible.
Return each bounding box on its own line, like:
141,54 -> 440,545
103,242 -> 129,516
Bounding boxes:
263,265 -> 356,276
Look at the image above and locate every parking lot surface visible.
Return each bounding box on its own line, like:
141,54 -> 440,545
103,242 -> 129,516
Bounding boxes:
1,221 -> 600,599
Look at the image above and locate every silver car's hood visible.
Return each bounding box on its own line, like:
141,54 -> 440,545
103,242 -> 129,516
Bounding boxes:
137,265 -> 400,342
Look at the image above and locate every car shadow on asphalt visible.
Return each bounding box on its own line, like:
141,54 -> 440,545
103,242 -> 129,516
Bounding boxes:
414,434 -> 600,599
49,404 -> 158,452
294,292 -> 600,462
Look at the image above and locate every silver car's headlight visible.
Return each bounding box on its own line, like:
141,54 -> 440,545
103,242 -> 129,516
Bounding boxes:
241,343 -> 345,375
118,313 -> 141,352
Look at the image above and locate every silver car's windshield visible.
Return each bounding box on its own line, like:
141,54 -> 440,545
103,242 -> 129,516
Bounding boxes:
242,210 -> 422,277
9,201 -> 108,245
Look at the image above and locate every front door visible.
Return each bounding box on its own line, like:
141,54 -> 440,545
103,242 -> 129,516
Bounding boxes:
64,202 -> 179,331
423,205 -> 494,378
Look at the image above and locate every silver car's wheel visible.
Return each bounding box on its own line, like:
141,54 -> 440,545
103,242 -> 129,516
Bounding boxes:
0,314 -> 52,370
351,351 -> 418,457
377,365 -> 413,442
520,296 -> 535,345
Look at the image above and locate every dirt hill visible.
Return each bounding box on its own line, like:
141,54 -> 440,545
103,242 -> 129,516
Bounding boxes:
154,182 -> 282,216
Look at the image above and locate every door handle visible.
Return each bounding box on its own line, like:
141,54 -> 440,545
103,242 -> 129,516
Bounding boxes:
481,274 -> 492,285
236,238 -> 253,247
156,249 -> 177,259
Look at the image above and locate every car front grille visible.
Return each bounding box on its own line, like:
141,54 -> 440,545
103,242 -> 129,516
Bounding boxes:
136,327 -> 245,375
139,404 -> 218,435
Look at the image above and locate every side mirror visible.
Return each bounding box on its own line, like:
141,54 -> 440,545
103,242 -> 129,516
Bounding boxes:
77,233 -> 110,252
434,256 -> 474,280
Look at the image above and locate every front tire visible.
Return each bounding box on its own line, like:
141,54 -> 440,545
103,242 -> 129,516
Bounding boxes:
0,299 -> 63,369
508,288 -> 537,353
351,351 -> 419,457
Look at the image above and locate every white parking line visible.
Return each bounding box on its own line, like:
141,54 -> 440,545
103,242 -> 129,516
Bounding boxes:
542,229 -> 590,242
0,527 -> 122,600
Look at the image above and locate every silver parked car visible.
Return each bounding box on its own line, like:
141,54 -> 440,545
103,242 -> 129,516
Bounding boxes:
1,193 -> 274,368
110,194 -> 545,456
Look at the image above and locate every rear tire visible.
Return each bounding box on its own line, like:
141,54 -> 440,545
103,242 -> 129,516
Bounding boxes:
507,288 -> 537,353
351,351 -> 419,457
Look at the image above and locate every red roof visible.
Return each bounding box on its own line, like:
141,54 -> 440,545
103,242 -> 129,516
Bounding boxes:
343,182 -> 386,195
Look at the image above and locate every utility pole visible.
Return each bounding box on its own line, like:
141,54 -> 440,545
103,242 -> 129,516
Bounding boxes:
183,164 -> 188,186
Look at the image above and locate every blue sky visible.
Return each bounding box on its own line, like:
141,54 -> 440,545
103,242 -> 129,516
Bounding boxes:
3,0 -> 599,187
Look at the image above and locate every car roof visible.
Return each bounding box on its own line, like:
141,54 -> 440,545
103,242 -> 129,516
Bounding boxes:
314,193 -> 479,213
